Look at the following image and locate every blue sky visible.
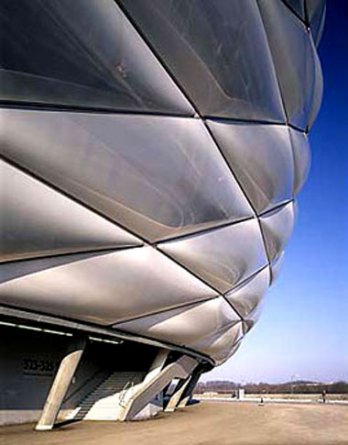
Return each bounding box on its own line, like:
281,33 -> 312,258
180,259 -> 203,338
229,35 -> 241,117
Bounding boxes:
203,1 -> 348,384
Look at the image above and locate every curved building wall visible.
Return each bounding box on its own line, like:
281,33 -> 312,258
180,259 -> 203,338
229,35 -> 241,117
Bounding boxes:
0,0 -> 325,366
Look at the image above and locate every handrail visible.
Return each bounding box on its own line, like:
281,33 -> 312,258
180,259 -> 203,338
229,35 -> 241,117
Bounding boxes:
119,380 -> 134,408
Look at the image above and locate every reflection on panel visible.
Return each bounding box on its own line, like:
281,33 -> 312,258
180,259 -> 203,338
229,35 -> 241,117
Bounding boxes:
260,202 -> 296,261
0,161 -> 141,262
270,251 -> 285,284
159,219 -> 268,294
258,0 -> 319,129
120,0 -> 285,121
0,0 -> 192,115
114,297 -> 240,347
225,268 -> 270,318
208,120 -> 294,213
191,322 -> 244,364
0,248 -> 217,325
306,0 -> 326,45
1,109 -> 253,242
289,129 -> 311,195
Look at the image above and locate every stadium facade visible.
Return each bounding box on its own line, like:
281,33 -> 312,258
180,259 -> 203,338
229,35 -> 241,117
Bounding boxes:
0,0 -> 325,428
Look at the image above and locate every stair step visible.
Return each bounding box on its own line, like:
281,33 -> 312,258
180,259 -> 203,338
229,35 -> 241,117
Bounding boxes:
73,371 -> 144,421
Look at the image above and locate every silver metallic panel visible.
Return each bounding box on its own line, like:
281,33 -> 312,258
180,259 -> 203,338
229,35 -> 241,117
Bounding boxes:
308,36 -> 324,129
223,338 -> 243,363
270,251 -> 285,284
191,322 -> 244,365
306,0 -> 326,45
120,0 -> 285,121
0,248 -> 217,325
159,219 -> 268,294
0,0 -> 193,115
1,109 -> 253,242
0,161 -> 141,262
225,268 -> 270,318
260,202 -> 296,262
290,128 -> 311,195
114,297 -> 240,348
0,0 -> 324,366
242,306 -> 262,334
258,0 -> 318,129
282,0 -> 305,18
208,121 -> 294,213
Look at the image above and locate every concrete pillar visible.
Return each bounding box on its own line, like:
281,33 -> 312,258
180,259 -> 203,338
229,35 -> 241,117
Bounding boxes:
143,348 -> 169,385
35,336 -> 87,431
177,367 -> 203,408
164,377 -> 190,412
120,355 -> 198,421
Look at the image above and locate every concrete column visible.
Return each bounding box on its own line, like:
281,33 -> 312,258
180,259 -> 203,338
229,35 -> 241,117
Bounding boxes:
35,336 -> 87,431
120,355 -> 198,421
143,348 -> 169,385
177,367 -> 203,408
164,377 -> 191,412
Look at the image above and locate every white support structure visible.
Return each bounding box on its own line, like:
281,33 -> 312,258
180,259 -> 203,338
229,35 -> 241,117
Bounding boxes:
143,348 -> 169,385
35,336 -> 86,431
120,354 -> 198,421
164,377 -> 191,412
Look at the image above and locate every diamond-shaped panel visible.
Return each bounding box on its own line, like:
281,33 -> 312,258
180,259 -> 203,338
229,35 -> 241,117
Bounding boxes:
114,297 -> 240,349
0,0 -> 193,114
208,120 -> 295,213
260,202 -> 296,262
225,268 -> 270,319
120,0 -> 285,121
258,0 -> 319,129
0,160 -> 141,262
0,248 -> 217,325
1,110 -> 253,242
159,219 -> 268,294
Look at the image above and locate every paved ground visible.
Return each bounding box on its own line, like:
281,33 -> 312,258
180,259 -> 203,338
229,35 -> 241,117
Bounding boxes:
2,401 -> 348,445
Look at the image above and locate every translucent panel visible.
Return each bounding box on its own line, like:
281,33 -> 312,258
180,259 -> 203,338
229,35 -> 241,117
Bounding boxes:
0,0 -> 192,115
305,0 -> 326,45
114,297 -> 240,347
0,161 -> 141,262
0,248 -> 217,325
120,0 -> 285,121
270,251 -> 285,284
289,129 -> 311,195
260,202 -> 296,262
225,268 -> 270,318
159,219 -> 268,294
207,120 -> 294,213
1,109 -> 253,242
258,0 -> 318,129
191,322 -> 244,364
282,0 -> 305,19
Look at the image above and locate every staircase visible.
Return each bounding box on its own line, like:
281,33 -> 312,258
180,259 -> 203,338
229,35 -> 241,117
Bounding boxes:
73,371 -> 143,421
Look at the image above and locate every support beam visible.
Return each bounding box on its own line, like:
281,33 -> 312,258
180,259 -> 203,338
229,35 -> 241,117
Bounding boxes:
120,355 -> 198,421
35,336 -> 87,431
177,367 -> 203,408
143,348 -> 169,385
164,377 -> 190,412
